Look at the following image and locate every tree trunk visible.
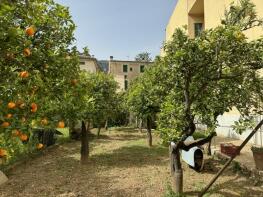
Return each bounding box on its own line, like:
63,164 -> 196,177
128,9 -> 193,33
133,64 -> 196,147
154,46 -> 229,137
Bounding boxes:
171,144 -> 183,194
69,120 -> 76,139
207,139 -> 212,156
105,120 -> 108,131
81,121 -> 89,164
139,119 -> 143,133
146,116 -> 152,147
97,126 -> 101,137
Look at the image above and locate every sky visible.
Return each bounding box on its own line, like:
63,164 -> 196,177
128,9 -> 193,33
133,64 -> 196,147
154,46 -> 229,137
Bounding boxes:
54,0 -> 178,60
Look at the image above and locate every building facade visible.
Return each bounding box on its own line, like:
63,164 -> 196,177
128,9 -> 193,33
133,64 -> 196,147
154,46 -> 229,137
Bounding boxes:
79,55 -> 101,73
163,0 -> 263,145
164,0 -> 263,43
108,56 -> 152,91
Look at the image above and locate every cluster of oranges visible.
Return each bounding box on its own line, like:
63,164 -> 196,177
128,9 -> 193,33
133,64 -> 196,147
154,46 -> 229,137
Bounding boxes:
18,26 -> 35,79
1,101 -> 66,128
0,26 -> 67,157
12,129 -> 29,142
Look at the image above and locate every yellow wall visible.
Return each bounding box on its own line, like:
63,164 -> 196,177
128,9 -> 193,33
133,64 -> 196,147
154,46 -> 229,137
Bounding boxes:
164,0 -> 263,44
109,60 -> 152,91
165,0 -> 189,43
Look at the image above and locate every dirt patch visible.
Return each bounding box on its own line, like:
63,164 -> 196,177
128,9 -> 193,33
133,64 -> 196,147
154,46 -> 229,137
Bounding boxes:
0,128 -> 262,197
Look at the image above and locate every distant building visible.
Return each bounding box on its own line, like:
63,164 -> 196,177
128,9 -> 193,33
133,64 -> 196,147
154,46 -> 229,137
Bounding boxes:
79,54 -> 101,73
108,56 -> 152,91
98,60 -> 109,73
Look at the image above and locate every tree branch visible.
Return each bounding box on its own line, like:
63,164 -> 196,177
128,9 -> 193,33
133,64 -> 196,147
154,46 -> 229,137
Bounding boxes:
181,132 -> 216,151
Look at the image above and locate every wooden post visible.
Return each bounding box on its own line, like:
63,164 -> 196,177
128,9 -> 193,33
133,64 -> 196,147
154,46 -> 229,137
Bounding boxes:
199,119 -> 263,197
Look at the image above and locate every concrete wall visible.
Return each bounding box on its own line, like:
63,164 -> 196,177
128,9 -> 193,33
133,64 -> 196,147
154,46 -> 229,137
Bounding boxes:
79,57 -> 99,73
216,114 -> 263,146
109,60 -> 152,91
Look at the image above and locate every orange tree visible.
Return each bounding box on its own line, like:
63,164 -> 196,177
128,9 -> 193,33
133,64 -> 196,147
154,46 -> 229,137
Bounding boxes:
0,0 -> 81,163
69,71 -> 118,163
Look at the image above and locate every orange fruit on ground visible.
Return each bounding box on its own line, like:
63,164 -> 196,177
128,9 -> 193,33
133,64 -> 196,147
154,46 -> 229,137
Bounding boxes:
20,134 -> 28,142
23,48 -> 31,57
1,122 -> 10,128
31,103 -> 38,113
36,143 -> 44,149
25,26 -> 35,36
19,71 -> 29,78
57,121 -> 65,128
7,102 -> 16,109
5,114 -> 13,119
41,118 -> 48,126
0,149 -> 7,158
71,79 -> 78,86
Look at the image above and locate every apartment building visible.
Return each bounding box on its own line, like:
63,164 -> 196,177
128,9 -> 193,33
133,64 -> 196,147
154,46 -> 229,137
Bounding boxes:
108,56 -> 152,91
163,0 -> 263,145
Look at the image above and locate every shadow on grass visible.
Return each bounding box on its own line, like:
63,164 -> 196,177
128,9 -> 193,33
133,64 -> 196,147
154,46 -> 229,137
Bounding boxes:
200,158 -> 225,175
90,144 -> 169,168
185,176 -> 263,197
110,127 -> 139,133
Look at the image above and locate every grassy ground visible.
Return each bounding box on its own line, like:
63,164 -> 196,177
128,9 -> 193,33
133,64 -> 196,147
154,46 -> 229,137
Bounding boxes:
0,128 -> 262,197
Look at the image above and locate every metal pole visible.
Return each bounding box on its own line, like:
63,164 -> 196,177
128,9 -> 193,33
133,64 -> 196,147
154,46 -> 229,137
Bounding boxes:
198,119 -> 263,197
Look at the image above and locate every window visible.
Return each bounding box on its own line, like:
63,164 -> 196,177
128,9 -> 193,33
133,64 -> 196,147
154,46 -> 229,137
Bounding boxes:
123,65 -> 128,72
140,65 -> 145,73
124,75 -> 127,79
80,61 -> 85,65
124,80 -> 128,90
130,67 -> 133,71
194,23 -> 203,37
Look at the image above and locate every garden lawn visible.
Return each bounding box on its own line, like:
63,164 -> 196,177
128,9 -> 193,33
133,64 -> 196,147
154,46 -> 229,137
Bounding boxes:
0,128 -> 262,197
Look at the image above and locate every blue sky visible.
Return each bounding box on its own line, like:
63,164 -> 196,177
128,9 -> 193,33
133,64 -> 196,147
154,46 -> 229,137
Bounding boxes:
55,0 -> 177,60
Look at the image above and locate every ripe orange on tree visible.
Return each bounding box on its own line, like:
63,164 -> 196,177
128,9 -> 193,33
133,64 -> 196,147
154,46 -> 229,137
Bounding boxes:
25,26 -> 35,36
7,102 -> 16,109
19,71 -> 29,78
13,129 -> 21,137
5,113 -> 13,119
1,122 -> 10,128
57,121 -> 65,128
36,143 -> 44,149
19,134 -> 28,142
31,103 -> 38,113
0,149 -> 7,158
23,48 -> 31,57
